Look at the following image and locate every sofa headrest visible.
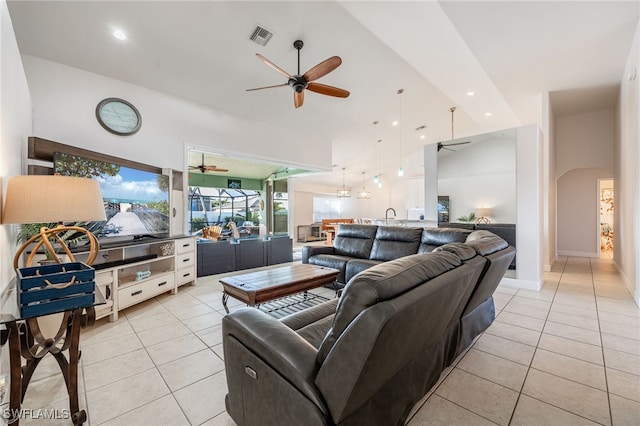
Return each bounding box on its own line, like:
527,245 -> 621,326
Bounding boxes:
370,226 -> 422,261
421,227 -> 472,245
317,251 -> 461,363
335,224 -> 379,239
374,226 -> 423,242
433,242 -> 477,261
465,230 -> 508,256
333,224 -> 379,259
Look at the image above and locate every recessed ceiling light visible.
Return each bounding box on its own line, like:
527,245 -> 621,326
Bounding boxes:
392,120 -> 399,126
420,135 -> 426,139
113,30 -> 127,40
467,91 -> 475,96
484,112 -> 492,117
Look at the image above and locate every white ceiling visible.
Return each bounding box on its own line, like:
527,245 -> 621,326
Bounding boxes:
7,1 -> 639,186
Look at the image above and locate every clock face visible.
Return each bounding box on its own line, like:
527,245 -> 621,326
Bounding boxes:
96,98 -> 141,136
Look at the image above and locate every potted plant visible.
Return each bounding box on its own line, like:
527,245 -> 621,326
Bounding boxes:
457,212 -> 476,223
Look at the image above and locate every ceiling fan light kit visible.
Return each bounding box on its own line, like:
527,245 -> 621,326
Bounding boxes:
247,39 -> 350,108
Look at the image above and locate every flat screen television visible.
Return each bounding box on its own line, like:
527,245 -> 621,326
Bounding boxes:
53,152 -> 170,242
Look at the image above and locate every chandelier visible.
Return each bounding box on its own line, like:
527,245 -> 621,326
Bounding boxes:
337,167 -> 351,198
357,171 -> 370,199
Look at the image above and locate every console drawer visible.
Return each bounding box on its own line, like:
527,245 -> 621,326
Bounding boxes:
176,253 -> 195,268
177,266 -> 196,285
118,273 -> 175,310
176,238 -> 196,255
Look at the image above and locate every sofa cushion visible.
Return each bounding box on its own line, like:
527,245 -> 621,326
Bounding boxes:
345,259 -> 384,283
333,224 -> 378,259
308,255 -> 352,284
317,251 -> 462,363
418,227 -> 472,253
369,226 -> 422,261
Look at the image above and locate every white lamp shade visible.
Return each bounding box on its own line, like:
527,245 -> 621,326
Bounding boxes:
475,207 -> 491,218
2,175 -> 106,224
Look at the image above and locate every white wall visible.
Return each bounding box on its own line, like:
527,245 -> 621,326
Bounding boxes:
542,92 -> 557,271
614,21 -> 639,306
557,167 -> 611,257
437,135 -> 516,223
0,0 -> 33,384
555,108 -> 615,258
556,108 -> 614,178
22,55 -> 332,173
0,1 -> 32,291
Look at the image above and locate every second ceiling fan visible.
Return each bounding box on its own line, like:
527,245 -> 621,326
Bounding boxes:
247,40 -> 350,108
438,107 -> 472,152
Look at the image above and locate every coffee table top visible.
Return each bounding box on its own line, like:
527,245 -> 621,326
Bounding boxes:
219,264 -> 339,306
220,263 -> 338,292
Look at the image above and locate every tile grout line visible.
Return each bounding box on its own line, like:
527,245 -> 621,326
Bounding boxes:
506,256 -> 565,425
591,257 -> 614,426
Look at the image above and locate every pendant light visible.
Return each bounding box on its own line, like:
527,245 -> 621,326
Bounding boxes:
375,138 -> 383,188
337,167 -> 351,198
397,89 -> 404,177
357,171 -> 370,199
373,121 -> 382,185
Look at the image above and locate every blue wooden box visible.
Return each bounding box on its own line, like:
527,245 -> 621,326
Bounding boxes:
17,262 -> 95,318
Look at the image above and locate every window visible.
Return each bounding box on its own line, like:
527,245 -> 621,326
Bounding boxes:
313,197 -> 341,223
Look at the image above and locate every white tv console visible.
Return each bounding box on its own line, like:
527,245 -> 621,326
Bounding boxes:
74,236 -> 196,322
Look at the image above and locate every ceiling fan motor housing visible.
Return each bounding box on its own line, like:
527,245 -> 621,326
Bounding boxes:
289,75 -> 308,93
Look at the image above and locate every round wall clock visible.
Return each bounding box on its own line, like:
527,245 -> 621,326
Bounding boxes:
95,98 -> 141,136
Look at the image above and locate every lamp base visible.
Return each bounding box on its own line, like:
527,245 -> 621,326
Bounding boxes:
475,217 -> 490,224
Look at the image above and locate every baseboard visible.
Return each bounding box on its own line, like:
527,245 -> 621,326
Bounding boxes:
544,254 -> 559,272
613,260 -> 640,308
499,277 -> 542,291
557,250 -> 598,258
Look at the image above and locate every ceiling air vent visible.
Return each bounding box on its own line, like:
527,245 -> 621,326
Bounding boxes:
250,26 -> 273,46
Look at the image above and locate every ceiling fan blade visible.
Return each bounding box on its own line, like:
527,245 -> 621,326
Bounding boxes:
307,82 -> 350,98
294,91 -> 304,109
443,141 -> 471,147
255,53 -> 292,79
303,56 -> 342,82
203,166 -> 229,172
246,83 -> 289,92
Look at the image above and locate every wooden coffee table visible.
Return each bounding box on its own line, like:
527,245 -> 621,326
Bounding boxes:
219,264 -> 339,313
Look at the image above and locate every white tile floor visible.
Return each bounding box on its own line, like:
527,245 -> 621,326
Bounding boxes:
18,255 -> 640,425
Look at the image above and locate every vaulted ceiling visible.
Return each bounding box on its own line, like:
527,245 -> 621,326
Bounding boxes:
7,1 -> 639,185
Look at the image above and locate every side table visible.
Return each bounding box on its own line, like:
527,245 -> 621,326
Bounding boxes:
0,280 -> 105,425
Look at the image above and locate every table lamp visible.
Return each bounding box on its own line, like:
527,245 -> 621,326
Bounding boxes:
1,175 -> 106,268
475,207 -> 491,224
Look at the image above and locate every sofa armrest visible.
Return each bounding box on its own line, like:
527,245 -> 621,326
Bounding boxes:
222,308 -> 327,412
280,298 -> 338,331
302,245 -> 335,263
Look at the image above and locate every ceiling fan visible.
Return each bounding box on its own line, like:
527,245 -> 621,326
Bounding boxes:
246,39 -> 350,108
189,153 -> 229,173
438,107 -> 472,152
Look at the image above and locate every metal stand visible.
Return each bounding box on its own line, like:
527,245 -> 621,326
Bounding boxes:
1,306 -> 95,425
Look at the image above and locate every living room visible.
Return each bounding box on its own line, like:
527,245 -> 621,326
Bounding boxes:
1,1 -> 639,425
